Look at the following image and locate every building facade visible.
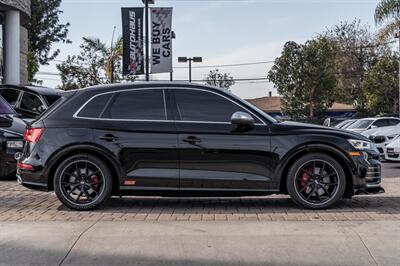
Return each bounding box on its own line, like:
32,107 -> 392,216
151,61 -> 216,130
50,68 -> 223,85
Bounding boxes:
0,0 -> 30,85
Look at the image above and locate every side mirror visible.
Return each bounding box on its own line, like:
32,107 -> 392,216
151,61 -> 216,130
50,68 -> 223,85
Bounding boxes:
370,125 -> 377,129
231,111 -> 254,127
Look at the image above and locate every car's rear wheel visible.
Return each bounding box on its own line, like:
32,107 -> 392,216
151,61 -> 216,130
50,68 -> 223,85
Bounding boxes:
287,153 -> 346,209
54,154 -> 112,210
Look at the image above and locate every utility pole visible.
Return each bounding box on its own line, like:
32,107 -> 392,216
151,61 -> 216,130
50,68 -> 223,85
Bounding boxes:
142,0 -> 154,81
178,57 -> 202,82
396,31 -> 400,117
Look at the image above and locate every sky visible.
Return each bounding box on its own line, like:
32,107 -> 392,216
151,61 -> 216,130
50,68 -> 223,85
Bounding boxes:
38,0 -> 382,99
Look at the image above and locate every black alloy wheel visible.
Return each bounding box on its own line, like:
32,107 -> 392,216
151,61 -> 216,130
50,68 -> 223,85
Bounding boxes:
54,154 -> 112,210
287,153 -> 346,209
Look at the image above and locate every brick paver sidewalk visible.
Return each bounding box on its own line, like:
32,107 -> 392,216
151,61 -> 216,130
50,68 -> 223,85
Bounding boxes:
0,178 -> 399,222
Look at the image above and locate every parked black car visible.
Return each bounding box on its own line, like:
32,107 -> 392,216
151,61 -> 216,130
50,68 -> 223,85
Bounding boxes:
0,85 -> 62,119
17,82 -> 383,210
0,96 -> 27,178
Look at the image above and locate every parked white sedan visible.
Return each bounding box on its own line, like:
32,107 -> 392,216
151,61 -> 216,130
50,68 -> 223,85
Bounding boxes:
362,125 -> 400,156
385,135 -> 400,162
346,117 -> 400,133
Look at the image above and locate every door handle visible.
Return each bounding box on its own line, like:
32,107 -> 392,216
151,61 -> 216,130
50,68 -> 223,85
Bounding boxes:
99,134 -> 119,142
183,136 -> 201,144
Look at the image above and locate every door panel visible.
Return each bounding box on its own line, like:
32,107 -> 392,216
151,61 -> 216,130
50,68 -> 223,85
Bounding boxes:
94,124 -> 179,189
177,122 -> 273,191
88,88 -> 180,190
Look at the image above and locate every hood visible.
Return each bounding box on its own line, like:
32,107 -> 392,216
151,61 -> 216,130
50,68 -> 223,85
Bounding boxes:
362,125 -> 400,137
271,121 -> 369,141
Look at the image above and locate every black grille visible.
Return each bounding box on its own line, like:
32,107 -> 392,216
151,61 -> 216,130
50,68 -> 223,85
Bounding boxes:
372,136 -> 386,144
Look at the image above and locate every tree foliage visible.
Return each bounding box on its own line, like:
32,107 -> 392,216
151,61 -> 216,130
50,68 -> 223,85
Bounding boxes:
321,20 -> 391,112
56,37 -> 135,90
204,69 -> 235,90
375,0 -> 400,42
267,38 -> 337,118
362,55 -> 399,115
28,0 -> 71,82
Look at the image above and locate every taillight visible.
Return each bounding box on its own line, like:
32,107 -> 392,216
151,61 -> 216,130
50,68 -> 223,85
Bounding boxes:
17,162 -> 34,171
23,128 -> 44,143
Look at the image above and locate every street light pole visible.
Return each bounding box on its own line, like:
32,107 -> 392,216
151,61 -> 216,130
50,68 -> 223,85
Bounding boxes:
178,57 -> 202,82
144,0 -> 150,81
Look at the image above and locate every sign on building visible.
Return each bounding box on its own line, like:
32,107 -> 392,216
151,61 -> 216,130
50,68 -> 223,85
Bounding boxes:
121,8 -> 145,75
150,7 -> 173,74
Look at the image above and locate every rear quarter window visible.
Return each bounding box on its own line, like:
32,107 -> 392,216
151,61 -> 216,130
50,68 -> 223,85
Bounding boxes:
77,94 -> 112,118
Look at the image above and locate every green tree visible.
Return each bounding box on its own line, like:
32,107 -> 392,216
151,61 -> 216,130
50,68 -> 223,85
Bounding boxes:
267,38 -> 337,119
375,0 -> 400,42
28,0 -> 70,82
322,20 -> 390,112
363,55 -> 399,115
204,69 -> 235,90
56,37 -> 134,90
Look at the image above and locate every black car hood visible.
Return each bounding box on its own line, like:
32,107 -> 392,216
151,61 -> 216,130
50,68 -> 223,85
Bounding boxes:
271,121 -> 369,141
0,114 -> 27,137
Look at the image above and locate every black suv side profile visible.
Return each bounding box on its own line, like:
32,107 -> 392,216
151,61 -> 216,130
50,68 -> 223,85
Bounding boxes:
17,82 -> 383,210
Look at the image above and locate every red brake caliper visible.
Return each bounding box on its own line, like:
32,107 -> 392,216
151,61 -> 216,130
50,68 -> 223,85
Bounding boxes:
91,175 -> 100,191
300,167 -> 312,190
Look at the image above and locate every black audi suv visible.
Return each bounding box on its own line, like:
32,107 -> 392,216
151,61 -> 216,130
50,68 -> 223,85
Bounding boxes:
17,82 -> 383,210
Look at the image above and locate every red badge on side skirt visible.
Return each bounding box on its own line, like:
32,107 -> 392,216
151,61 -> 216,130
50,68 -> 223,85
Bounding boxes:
124,180 -> 136,185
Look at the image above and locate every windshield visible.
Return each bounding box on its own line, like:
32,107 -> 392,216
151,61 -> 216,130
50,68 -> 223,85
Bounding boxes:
335,120 -> 350,128
347,119 -> 374,129
0,95 -> 15,115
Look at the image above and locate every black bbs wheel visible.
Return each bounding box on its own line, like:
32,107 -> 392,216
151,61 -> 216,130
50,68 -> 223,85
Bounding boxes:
54,154 -> 112,210
287,153 -> 346,209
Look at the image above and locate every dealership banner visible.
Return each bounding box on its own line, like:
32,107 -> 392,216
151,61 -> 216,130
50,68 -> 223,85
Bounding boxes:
121,8 -> 144,76
150,7 -> 173,74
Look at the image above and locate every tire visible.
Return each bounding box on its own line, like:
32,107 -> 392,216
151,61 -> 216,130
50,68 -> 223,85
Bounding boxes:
286,153 -> 346,209
54,154 -> 113,210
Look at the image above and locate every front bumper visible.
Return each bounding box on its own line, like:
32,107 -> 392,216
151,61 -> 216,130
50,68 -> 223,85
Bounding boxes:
352,149 -> 384,195
385,147 -> 400,162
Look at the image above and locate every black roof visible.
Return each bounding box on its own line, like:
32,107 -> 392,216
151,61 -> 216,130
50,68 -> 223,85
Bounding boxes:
0,84 -> 63,96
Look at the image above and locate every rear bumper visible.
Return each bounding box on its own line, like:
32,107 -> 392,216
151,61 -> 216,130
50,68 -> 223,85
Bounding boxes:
16,168 -> 49,191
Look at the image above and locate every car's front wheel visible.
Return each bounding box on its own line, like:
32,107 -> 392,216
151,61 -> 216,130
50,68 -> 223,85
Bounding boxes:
287,153 -> 346,209
54,154 -> 112,210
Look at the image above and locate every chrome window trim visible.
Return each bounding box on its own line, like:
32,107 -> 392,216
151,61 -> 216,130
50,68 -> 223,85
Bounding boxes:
73,87 -> 266,125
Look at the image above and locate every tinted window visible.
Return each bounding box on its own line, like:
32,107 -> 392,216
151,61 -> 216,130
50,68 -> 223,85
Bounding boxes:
78,94 -> 112,118
174,89 -> 262,123
388,119 -> 400,126
373,119 -> 389,127
103,89 -> 166,120
19,92 -> 46,114
0,96 -> 14,115
44,95 -> 61,106
0,88 -> 20,106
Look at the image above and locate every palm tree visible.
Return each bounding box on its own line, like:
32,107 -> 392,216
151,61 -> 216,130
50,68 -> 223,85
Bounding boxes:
375,0 -> 400,115
375,0 -> 400,42
82,37 -> 124,83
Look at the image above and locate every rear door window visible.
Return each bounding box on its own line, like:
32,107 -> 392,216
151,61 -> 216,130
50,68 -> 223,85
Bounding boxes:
102,89 -> 166,120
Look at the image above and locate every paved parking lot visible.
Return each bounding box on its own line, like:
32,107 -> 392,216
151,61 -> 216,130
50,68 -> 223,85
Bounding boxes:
0,162 -> 399,222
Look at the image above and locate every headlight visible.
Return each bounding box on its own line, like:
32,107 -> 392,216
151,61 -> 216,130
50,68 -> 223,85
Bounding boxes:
348,139 -> 372,150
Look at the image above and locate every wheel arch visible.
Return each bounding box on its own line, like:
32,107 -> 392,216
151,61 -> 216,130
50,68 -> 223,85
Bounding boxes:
278,143 -> 356,198
45,144 -> 123,193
